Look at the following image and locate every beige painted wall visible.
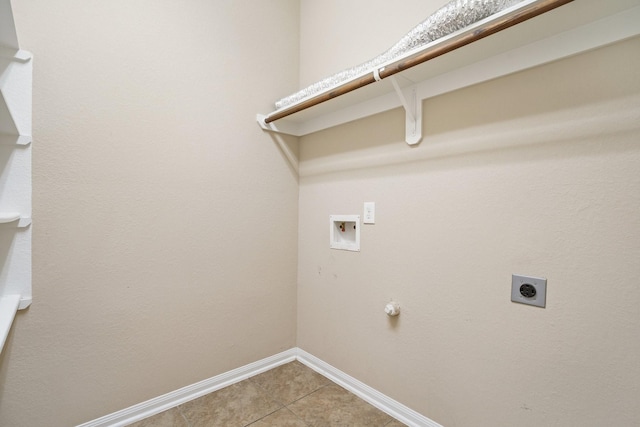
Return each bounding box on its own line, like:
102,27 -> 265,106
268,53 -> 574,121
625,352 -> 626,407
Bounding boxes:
2,1 -> 640,426
297,3 -> 640,426
0,1 -> 300,426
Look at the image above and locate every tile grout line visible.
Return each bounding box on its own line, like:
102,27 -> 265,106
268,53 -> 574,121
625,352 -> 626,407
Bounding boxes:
127,358 -> 405,427
248,361 -> 399,427
246,364 -> 329,427
282,384 -> 332,427
285,382 -> 332,406
242,375 -> 288,427
242,405 -> 284,427
282,406 -> 313,427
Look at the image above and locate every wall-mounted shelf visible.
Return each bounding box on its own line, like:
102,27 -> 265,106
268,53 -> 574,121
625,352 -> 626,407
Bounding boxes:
258,0 -> 640,144
0,47 -> 33,146
0,133 -> 31,145
1,0 -> 33,356
0,213 -> 31,228
0,295 -> 20,352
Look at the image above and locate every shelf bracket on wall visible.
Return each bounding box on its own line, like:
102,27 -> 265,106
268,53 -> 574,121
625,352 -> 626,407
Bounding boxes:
0,213 -> 32,228
388,76 -> 422,145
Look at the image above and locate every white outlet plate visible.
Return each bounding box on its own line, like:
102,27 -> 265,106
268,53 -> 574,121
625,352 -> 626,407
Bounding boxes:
511,274 -> 546,308
363,202 -> 375,224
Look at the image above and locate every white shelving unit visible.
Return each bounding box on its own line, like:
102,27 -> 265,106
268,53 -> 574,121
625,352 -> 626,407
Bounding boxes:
258,0 -> 640,144
1,0 -> 33,354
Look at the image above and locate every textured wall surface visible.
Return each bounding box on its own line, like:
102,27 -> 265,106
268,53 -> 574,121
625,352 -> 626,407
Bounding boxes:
297,3 -> 640,424
0,1 -> 300,426
2,2 -> 640,427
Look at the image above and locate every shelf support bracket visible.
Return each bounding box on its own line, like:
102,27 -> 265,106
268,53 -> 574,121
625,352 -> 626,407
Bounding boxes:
388,76 -> 422,145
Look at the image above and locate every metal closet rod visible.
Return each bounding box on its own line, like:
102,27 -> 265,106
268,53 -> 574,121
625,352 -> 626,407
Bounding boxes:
264,0 -> 573,124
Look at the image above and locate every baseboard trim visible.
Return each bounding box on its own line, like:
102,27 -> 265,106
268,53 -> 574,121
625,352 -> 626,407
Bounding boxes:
294,348 -> 443,427
77,349 -> 297,427
78,347 -> 442,427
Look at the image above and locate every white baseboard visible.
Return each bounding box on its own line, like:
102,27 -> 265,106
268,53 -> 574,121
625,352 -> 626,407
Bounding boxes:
77,349 -> 297,427
295,348 -> 443,427
77,347 -> 442,427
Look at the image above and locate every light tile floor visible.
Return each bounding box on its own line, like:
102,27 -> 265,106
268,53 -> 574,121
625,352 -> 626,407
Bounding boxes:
128,360 -> 406,427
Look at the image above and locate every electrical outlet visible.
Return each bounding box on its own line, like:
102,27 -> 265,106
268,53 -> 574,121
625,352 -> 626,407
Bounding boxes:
511,274 -> 546,308
363,202 -> 375,224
